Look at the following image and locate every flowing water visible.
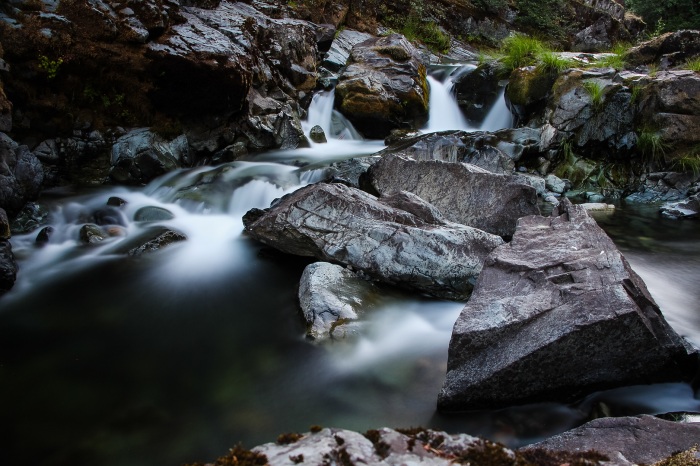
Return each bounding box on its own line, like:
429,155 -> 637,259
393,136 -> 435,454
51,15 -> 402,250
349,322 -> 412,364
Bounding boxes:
1,65 -> 698,466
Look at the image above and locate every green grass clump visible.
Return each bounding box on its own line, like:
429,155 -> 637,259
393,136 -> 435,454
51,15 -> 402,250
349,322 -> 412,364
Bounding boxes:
684,57 -> 700,72
582,81 -> 605,112
537,51 -> 575,73
593,43 -> 630,70
500,34 -> 545,72
638,130 -> 670,163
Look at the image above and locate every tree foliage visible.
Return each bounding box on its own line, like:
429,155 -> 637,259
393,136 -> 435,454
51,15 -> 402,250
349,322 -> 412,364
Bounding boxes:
627,0 -> 700,33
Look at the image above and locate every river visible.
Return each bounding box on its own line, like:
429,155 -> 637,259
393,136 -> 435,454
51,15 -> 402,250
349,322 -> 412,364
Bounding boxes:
0,66 -> 698,466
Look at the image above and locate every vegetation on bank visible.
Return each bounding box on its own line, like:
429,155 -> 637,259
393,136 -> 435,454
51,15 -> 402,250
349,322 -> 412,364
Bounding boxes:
627,0 -> 700,33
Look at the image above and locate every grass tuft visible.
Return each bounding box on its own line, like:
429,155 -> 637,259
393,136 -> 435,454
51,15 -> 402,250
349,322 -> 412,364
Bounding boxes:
638,129 -> 671,164
537,51 -> 576,73
684,57 -> 700,72
582,81 -> 605,112
499,34 -> 545,72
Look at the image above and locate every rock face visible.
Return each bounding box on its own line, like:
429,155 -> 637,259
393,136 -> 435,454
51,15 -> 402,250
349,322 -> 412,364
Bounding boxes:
0,133 -> 44,217
335,34 -> 429,139
626,30 -> 700,69
322,28 -> 374,72
243,183 -> 503,300
438,199 -> 698,411
110,128 -> 189,185
523,415 -> 700,465
298,262 -> 380,340
0,239 -> 17,295
367,154 -> 540,237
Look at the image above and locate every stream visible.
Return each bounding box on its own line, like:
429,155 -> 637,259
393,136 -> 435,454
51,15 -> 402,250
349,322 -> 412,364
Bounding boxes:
0,66 -> 698,466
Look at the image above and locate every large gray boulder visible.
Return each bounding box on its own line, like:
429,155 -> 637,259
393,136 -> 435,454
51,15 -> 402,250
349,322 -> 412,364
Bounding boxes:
298,262 -> 381,341
366,153 -> 540,237
335,34 -> 429,139
521,415 -> 700,465
243,183 -> 503,300
438,199 -> 698,411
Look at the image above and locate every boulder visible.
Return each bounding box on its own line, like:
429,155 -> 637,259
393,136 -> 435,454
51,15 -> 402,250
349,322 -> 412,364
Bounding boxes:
298,262 -> 381,341
323,155 -> 380,188
0,133 -> 44,217
438,199 -> 698,411
521,415 -> 700,465
243,183 -> 504,300
378,128 -> 543,175
366,153 -> 540,237
660,193 -> 700,219
127,228 -> 186,256
335,34 -> 429,139
110,128 -> 188,185
626,171 -> 699,203
0,207 -> 10,240
309,125 -> 327,143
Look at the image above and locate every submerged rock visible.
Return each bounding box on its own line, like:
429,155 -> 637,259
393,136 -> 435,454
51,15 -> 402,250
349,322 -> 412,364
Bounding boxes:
298,262 -> 380,341
438,199 -> 698,411
522,415 -> 700,465
367,153 -> 539,237
243,183 -> 503,300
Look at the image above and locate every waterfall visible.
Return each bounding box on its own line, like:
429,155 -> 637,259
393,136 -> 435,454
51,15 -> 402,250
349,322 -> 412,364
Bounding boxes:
303,89 -> 363,142
423,75 -> 473,132
479,88 -> 513,132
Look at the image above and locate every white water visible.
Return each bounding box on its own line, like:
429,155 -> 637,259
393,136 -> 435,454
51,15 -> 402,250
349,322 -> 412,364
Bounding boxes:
423,75 -> 473,132
480,88 -> 513,132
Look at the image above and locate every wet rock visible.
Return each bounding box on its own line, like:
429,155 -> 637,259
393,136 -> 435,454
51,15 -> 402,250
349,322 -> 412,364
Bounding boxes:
379,128 -> 542,175
35,226 -> 54,245
10,202 -> 49,234
298,262 -> 380,341
506,66 -> 557,124
253,427 -> 523,466
545,173 -> 567,194
127,228 -> 186,256
438,199 -> 698,411
367,153 -> 540,237
308,125 -> 327,143
50,131 -> 113,187
134,206 -> 175,223
335,34 -> 429,139
0,240 -> 17,295
323,155 -> 380,189
107,196 -> 127,207
660,193 -> 700,219
79,224 -> 109,244
243,183 -> 503,300
89,207 -> 127,227
580,202 -> 615,211
626,172 -> 699,203
452,63 -> 504,125
0,208 -> 10,240
322,28 -> 374,72
110,128 -> 188,185
522,415 -> 700,465
0,132 -> 44,217
0,82 -> 11,133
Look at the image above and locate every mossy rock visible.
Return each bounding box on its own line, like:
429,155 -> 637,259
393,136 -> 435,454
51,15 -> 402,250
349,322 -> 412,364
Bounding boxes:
506,66 -> 557,108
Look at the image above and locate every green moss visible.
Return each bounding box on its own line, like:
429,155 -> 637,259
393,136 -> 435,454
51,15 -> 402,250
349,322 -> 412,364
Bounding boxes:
184,444 -> 268,466
277,432 -> 304,445
653,445 -> 700,466
373,45 -> 411,62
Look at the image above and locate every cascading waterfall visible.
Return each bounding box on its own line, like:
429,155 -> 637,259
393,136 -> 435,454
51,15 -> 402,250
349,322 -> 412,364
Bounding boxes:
479,88 -> 513,132
423,75 -> 474,132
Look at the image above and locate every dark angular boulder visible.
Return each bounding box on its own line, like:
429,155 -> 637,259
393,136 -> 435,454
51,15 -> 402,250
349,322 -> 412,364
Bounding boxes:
438,199 -> 698,411
366,153 -> 540,237
243,183 -> 503,300
521,415 -> 700,465
0,240 -> 17,295
0,133 -> 44,217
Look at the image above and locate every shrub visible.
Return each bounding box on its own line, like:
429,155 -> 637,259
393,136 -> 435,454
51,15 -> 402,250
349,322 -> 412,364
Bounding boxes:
626,0 -> 700,33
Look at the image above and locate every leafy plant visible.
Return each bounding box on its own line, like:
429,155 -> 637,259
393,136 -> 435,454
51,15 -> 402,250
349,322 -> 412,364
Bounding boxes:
499,34 -> 545,72
673,154 -> 700,177
582,81 -> 605,112
627,0 -> 700,34
38,55 -> 63,79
